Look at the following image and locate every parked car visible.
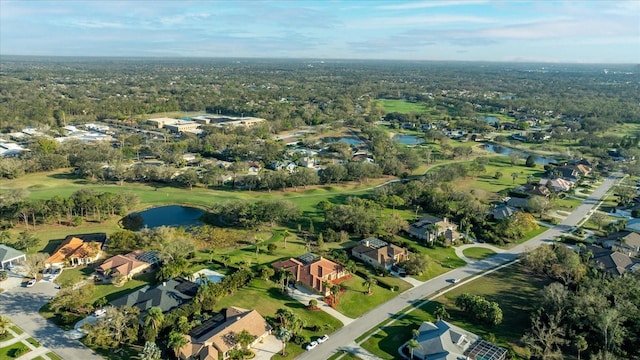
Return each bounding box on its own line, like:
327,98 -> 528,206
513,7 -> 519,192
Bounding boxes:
94,309 -> 107,317
6,264 -> 15,270
305,341 -> 318,351
451,278 -> 461,284
52,268 -> 61,275
25,279 -> 36,287
317,334 -> 329,343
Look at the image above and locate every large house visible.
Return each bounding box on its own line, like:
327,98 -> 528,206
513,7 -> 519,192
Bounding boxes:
406,320 -> 506,360
539,178 -> 573,192
97,250 -> 159,280
588,246 -> 640,276
0,244 -> 26,270
611,232 -> 640,257
45,233 -> 106,267
178,307 -> 271,360
110,277 -> 198,314
408,215 -> 460,244
272,253 -> 349,295
351,237 -> 409,270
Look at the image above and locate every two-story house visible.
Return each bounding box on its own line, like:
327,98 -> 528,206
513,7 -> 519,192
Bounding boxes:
351,237 -> 409,270
272,253 -> 349,295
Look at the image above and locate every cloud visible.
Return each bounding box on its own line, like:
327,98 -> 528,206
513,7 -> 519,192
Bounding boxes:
346,14 -> 492,29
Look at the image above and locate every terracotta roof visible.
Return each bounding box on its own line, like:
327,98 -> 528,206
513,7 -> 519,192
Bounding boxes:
98,250 -> 150,277
179,307 -> 271,359
45,237 -> 100,264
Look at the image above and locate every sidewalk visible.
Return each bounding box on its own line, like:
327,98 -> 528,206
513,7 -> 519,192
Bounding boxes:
339,342 -> 384,360
0,327 -> 56,360
286,286 -> 355,325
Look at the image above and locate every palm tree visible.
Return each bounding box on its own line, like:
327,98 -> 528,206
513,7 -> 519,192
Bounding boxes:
254,234 -> 263,262
168,331 -> 188,358
282,229 -> 290,249
363,277 -> 377,295
197,272 -> 210,286
236,329 -> 255,350
407,339 -> 422,359
143,307 -> 164,342
275,327 -> 292,356
411,328 -> 420,339
330,284 -> 341,306
511,172 -> 519,184
0,315 -> 10,336
434,305 -> 450,321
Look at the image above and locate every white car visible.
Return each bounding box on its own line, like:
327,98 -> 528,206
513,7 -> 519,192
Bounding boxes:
317,334 -> 329,343
305,341 -> 318,351
94,309 -> 107,317
26,279 -> 36,287
452,278 -> 461,284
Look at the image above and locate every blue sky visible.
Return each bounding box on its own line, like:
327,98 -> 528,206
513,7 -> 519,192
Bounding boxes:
1,0 -> 638,63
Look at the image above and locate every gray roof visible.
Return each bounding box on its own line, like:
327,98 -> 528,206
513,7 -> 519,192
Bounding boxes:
413,320 -> 478,360
588,246 -> 640,276
110,277 -> 197,313
0,244 -> 26,263
361,237 -> 388,249
506,197 -> 529,209
489,205 -> 518,220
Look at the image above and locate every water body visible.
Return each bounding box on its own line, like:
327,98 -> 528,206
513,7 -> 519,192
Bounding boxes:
326,137 -> 363,146
394,134 -> 425,145
122,205 -> 205,231
483,144 -> 557,165
483,116 -> 500,124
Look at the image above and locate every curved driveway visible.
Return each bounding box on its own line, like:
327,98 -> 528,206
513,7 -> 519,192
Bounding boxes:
296,174 -> 621,360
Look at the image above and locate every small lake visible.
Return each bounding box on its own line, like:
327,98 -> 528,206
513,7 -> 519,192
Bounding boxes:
122,205 -> 205,231
326,137 -> 363,146
483,144 -> 557,165
482,116 -> 499,124
394,134 -> 425,145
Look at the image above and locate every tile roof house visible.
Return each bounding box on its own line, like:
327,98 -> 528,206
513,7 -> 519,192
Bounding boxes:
110,277 -> 198,314
45,234 -> 106,267
408,215 -> 460,243
539,178 -> 573,192
351,237 -> 409,270
0,244 -> 26,270
272,253 -> 349,295
178,307 -> 271,360
588,246 -> 640,276
612,232 -> 640,257
97,250 -> 158,279
406,320 -> 506,360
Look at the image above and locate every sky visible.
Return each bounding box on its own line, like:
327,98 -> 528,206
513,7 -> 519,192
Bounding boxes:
1,0 -> 639,63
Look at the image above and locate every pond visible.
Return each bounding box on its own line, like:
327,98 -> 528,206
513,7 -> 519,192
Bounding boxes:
122,205 -> 205,231
483,143 -> 557,165
482,116 -> 500,124
394,134 -> 425,145
326,137 -> 364,146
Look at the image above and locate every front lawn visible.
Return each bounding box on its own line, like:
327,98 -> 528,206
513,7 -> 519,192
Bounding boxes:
214,278 -> 343,360
90,270 -> 158,303
406,244 -> 467,281
360,262 -> 550,359
0,342 -> 30,360
462,247 -> 496,260
335,274 -> 412,318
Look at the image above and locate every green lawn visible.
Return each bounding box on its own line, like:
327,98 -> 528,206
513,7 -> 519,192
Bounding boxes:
328,350 -> 363,360
90,270 -> 158,303
360,262 -> 550,359
401,243 -> 467,281
335,274 -> 412,318
0,333 -> 13,342
462,247 -> 496,260
25,338 -> 40,347
46,352 -> 63,360
375,99 -> 431,114
54,266 -> 94,287
0,342 -> 30,360
215,278 -> 343,360
8,327 -> 22,335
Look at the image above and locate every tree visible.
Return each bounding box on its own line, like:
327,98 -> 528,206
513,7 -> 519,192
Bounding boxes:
168,331 -> 189,357
84,306 -> 140,349
406,339 -> 422,359
590,212 -> 608,231
525,155 -> 536,167
575,335 -> 588,360
176,169 -> 199,190
236,329 -> 255,350
23,253 -> 48,279
275,327 -> 292,356
330,284 -> 342,307
13,231 -> 40,251
527,195 -> 553,219
143,306 -> 164,342
308,299 -> 318,309
511,172 -> 519,184
137,341 -> 161,360
282,229 -> 290,249
363,276 -> 377,295
258,265 -> 274,281
521,311 -> 566,360
434,304 -> 450,321
0,315 -> 10,336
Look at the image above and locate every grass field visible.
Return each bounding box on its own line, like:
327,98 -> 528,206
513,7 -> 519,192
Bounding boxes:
360,262 -> 550,359
46,353 -> 63,360
375,99 -> 431,114
0,342 -> 30,360
335,274 -> 412,318
462,247 -> 496,260
214,278 -> 343,360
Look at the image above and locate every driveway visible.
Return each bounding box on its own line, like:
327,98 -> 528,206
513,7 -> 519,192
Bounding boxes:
252,334 -> 282,360
0,281 -> 104,360
295,173 -> 622,360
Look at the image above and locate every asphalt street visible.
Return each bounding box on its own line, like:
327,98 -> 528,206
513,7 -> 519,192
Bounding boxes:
296,174 -> 621,360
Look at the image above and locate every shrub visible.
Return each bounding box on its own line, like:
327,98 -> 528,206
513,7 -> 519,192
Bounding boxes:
0,270 -> 7,281
10,347 -> 28,358
291,334 -> 309,345
267,243 -> 277,253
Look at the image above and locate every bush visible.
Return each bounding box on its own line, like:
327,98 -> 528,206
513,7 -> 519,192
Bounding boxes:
267,243 -> 278,253
9,347 -> 28,358
291,334 -> 309,345
0,270 -> 7,281
375,278 -> 395,290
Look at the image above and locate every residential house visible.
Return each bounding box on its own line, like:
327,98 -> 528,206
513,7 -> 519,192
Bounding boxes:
0,244 -> 26,270
272,253 -> 349,295
45,233 -> 106,267
612,232 -> 640,257
178,307 -> 271,360
406,320 -> 507,360
505,196 -> 530,210
408,215 -> 461,244
588,246 -> 640,276
97,250 -> 158,279
110,277 -> 198,314
489,204 -> 518,221
515,184 -> 551,197
351,237 -> 409,270
539,178 -> 573,192
625,218 -> 640,233
546,166 -> 580,183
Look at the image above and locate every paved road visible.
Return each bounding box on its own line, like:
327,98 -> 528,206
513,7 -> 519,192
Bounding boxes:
297,174 -> 621,360
0,281 -> 104,360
